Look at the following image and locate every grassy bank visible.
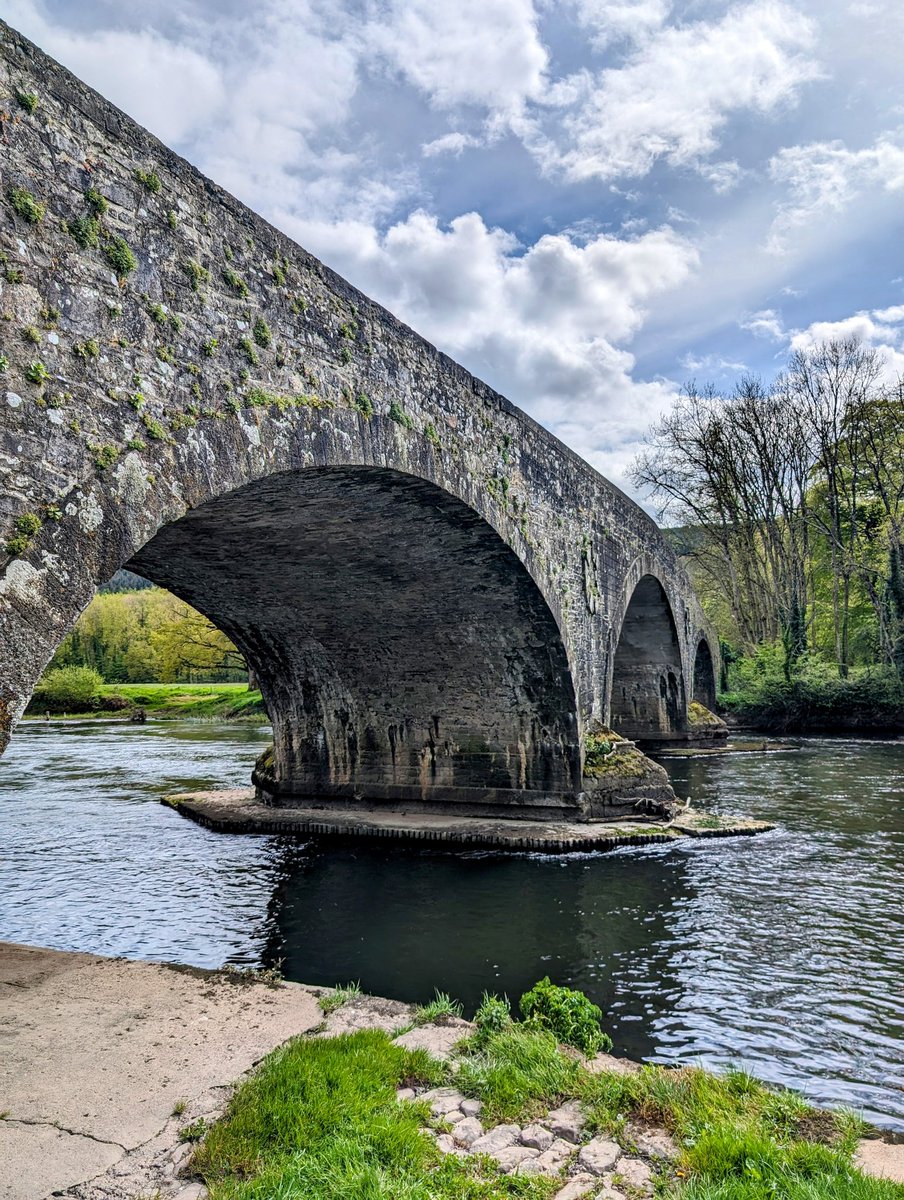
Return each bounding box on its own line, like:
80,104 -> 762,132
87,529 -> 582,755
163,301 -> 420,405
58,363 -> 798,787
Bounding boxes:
184,985 -> 903,1200
24,681 -> 268,722
720,672 -> 904,735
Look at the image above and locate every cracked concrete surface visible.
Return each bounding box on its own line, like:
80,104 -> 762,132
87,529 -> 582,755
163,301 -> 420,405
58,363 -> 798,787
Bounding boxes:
0,942 -> 324,1200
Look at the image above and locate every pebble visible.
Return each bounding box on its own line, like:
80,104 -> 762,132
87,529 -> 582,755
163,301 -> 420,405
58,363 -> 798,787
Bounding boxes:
628,1126 -> 679,1162
577,1137 -> 621,1176
434,1133 -> 460,1154
469,1123 -> 521,1155
533,1138 -> 577,1174
494,1145 -> 541,1171
452,1116 -> 485,1147
545,1100 -> 586,1143
520,1123 -> 554,1151
594,1181 -> 628,1200
421,1087 -> 467,1116
618,1156 -> 653,1192
461,1098 -> 483,1117
554,1173 -> 599,1199
396,1087 -> 416,1102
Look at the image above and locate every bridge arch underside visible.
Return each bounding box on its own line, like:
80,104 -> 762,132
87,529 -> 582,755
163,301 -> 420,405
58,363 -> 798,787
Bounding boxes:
127,466 -> 583,819
692,638 -> 717,709
609,575 -> 687,744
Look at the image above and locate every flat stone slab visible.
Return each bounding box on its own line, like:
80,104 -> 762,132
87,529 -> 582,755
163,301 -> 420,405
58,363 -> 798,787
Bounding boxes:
0,942 -> 324,1200
163,790 -> 773,852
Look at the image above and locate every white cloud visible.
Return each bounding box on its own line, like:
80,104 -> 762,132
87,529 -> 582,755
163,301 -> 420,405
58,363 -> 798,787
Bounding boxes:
530,1 -> 820,184
789,308 -> 904,379
768,134 -> 904,252
570,0 -> 671,49
421,132 -> 483,158
282,210 -> 697,484
366,0 -> 548,111
3,0 -> 226,143
741,309 -> 786,340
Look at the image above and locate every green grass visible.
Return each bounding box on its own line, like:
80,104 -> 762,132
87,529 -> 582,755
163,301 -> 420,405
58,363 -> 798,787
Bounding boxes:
190,1030 -> 556,1199
414,990 -> 463,1025
579,1064 -> 903,1199
457,1026 -> 582,1124
25,682 -> 267,722
319,981 -> 363,1014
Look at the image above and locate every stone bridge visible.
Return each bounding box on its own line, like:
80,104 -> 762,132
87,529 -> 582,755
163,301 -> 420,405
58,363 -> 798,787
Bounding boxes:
0,22 -> 719,822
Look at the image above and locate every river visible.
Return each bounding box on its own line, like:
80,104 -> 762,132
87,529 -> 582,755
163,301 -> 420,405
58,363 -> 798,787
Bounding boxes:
0,721 -> 901,1130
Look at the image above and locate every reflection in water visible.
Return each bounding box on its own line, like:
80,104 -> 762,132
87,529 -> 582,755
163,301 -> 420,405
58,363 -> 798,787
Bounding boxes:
0,723 -> 902,1129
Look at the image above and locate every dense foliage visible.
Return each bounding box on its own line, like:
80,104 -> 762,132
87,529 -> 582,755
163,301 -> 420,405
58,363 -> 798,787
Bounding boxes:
49,586 -> 245,683
635,339 -> 904,691
518,976 -> 611,1055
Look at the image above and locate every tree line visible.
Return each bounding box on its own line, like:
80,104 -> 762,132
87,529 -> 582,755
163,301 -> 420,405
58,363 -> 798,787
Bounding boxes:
632,337 -> 904,684
51,587 -> 246,683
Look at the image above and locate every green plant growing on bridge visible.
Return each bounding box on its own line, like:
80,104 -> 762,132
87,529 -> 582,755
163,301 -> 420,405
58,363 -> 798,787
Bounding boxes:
22,326 -> 40,345
238,336 -> 258,364
252,318 -> 272,348
85,188 -> 108,216
201,338 -> 218,357
104,237 -> 137,279
353,391 -> 373,419
125,438 -> 146,451
142,413 -> 167,440
73,339 -> 100,360
414,989 -> 463,1025
5,512 -> 42,556
8,186 -> 46,224
184,259 -> 209,291
389,399 -> 414,429
92,444 -> 119,469
67,214 -> 100,249
149,303 -> 167,326
0,354 -> 8,373
271,261 -> 287,285
425,421 -> 441,447
5,265 -> 24,283
133,168 -> 161,194
15,88 -> 39,113
26,360 -> 49,383
318,981 -> 362,1014
167,209 -> 178,230
290,295 -> 307,315
222,267 -> 248,297
40,305 -> 60,326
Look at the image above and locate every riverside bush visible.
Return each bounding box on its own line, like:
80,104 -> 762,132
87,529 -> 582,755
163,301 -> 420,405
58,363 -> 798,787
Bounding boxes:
722,664 -> 904,732
32,665 -> 104,712
473,992 -> 512,1046
519,976 -> 611,1055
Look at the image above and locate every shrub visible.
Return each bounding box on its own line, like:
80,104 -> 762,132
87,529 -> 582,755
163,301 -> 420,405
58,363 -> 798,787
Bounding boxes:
519,976 -> 611,1055
134,168 -> 161,194
253,317 -> 272,347
389,399 -> 413,429
222,266 -> 248,297
15,88 -> 39,114
353,391 -> 373,419
184,259 -> 208,291
33,666 -> 105,713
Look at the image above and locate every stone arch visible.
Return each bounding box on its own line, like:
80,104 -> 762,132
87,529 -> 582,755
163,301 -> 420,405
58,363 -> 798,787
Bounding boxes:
608,574 -> 686,742
3,450 -> 583,817
692,636 -> 717,710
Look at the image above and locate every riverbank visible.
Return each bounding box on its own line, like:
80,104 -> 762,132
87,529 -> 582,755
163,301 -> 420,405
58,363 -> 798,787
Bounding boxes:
1,944 -> 901,1200
23,683 -> 267,723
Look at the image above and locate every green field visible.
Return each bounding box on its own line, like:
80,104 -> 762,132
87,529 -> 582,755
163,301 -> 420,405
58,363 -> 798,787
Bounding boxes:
25,681 -> 268,722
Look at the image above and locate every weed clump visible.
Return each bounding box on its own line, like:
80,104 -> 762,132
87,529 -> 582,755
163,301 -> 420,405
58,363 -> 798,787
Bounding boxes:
104,237 -> 137,279
8,186 -> 46,225
67,215 -> 100,249
134,168 -> 161,194
252,318 -> 272,348
184,260 -> 209,292
318,981 -> 362,1015
389,399 -> 414,429
15,88 -> 39,114
414,990 -> 463,1025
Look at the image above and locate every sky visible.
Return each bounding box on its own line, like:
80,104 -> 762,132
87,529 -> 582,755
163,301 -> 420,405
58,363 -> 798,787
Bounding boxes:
4,0 -> 904,496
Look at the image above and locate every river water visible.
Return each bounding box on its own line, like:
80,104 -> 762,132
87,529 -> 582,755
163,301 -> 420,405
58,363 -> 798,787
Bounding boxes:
1,722 -> 901,1129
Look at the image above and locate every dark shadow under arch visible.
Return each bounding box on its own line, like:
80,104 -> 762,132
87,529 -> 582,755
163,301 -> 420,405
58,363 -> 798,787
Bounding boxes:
692,638 -> 717,710
126,466 -> 582,815
609,574 -> 686,742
